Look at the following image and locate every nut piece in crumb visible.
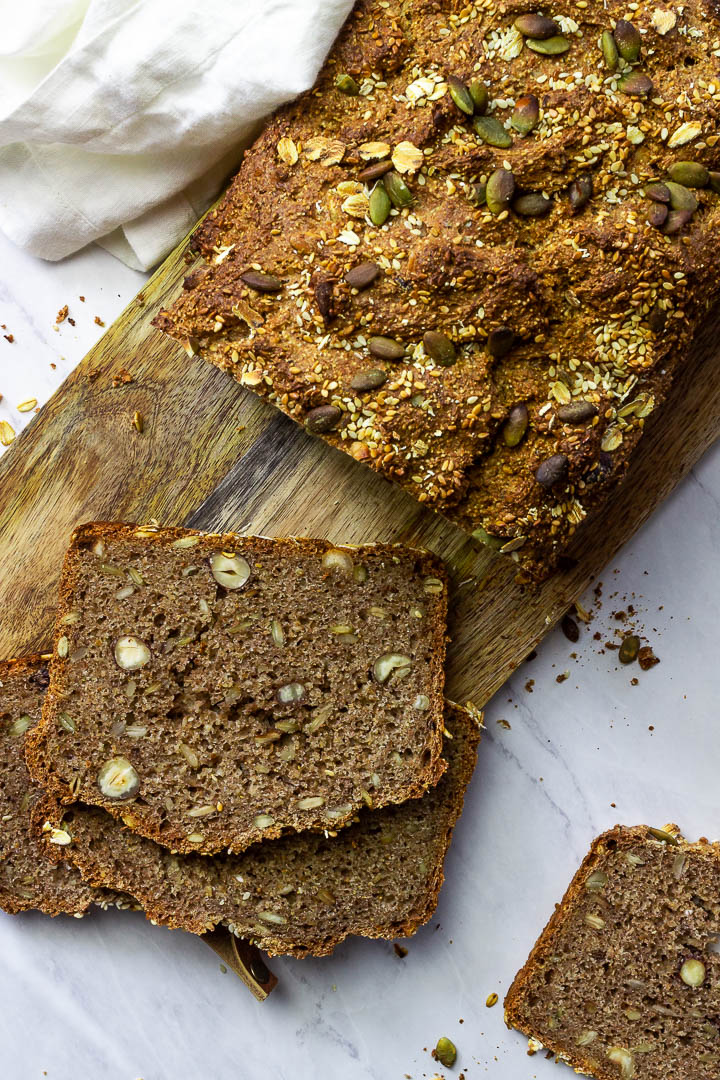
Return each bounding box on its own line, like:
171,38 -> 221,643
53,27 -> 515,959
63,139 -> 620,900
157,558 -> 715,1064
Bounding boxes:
372,653 -> 413,685
114,635 -> 151,671
97,756 -> 140,800
209,552 -> 251,589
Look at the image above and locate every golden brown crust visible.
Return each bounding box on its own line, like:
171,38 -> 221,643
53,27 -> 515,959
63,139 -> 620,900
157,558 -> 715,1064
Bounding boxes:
153,0 -> 720,579
26,521 -> 448,855
36,703 -> 481,957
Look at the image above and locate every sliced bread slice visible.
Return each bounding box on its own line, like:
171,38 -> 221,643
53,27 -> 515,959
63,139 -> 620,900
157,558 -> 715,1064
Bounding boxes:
505,824 -> 720,1080
26,522 -> 448,855
0,656 -> 108,916
37,703 -> 480,957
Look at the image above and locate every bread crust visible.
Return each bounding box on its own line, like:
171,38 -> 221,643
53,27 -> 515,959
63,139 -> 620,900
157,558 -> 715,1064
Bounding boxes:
36,703 -> 480,957
26,521 -> 448,855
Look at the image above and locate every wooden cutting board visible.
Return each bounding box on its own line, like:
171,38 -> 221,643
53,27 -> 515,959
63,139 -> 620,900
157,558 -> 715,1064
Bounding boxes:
1,232 -> 718,705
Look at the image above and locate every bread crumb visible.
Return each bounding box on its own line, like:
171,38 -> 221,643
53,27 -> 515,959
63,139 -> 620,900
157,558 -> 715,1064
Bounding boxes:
56,305 -> 68,324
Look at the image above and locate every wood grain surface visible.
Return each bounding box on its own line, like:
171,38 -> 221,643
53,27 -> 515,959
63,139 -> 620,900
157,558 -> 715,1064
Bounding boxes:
0,230 -> 718,705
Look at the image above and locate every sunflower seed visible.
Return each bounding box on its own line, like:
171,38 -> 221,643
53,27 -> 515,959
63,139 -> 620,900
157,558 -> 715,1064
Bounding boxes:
240,270 -> 282,293
557,401 -> 598,423
346,261 -> 380,290
535,453 -> 568,488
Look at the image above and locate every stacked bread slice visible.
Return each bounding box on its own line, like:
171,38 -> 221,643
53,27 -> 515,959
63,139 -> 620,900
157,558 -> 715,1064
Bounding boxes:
2,522 -> 480,963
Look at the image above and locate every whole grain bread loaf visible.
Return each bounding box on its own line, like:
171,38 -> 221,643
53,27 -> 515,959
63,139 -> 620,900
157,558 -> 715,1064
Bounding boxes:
505,824 -> 720,1080
154,0 -> 720,578
0,656 -> 107,916
26,522 -> 448,855
37,703 -> 480,957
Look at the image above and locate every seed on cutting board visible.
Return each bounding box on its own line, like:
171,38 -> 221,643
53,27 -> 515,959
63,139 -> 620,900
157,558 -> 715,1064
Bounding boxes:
614,19 -> 641,62
423,331 -> 457,366
526,35 -> 571,56
369,182 -> 391,225
486,327 -> 515,358
601,30 -> 619,71
351,369 -> 387,392
369,336 -> 405,361
345,261 -> 380,290
646,183 -> 671,204
383,171 -> 413,209
469,80 -> 489,114
435,1037 -> 457,1068
618,72 -> 653,97
240,270 -> 283,293
358,159 -> 393,183
511,94 -> 540,135
335,73 -> 359,95
305,404 -> 343,434
569,176 -> 593,212
486,168 -> 515,215
557,401 -> 597,423
514,193 -> 551,217
618,634 -> 640,664
665,182 -> 699,213
448,74 -> 475,115
514,13 -> 559,38
472,115 -> 512,149
502,404 -> 529,448
535,453 -> 568,489
667,162 -> 709,188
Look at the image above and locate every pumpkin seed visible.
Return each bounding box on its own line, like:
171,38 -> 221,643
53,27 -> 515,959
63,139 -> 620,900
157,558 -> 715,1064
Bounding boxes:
486,168 -> 515,214
358,159 -> 393,183
645,182 -> 671,203
601,30 -> 619,71
709,171 -> 720,194
469,80 -> 489,114
618,634 -> 640,664
514,192 -> 551,217
514,13 -> 559,38
667,161 -> 709,188
486,326 -> 515,358
240,270 -> 282,294
472,526 -> 503,550
448,74 -> 475,116
305,405 -> 343,434
335,73 -> 359,95
435,1037 -> 457,1069
423,330 -> 457,366
383,171 -> 413,208
618,72 -> 653,97
346,261 -> 381,291
502,404 -> 529,448
569,175 -> 593,212
472,115 -> 512,149
557,401 -> 597,423
526,35 -> 571,56
351,369 -> 387,392
647,203 -> 668,229
511,94 -> 539,134
535,453 -> 568,488
469,181 -> 487,207
369,182 -> 391,225
369,336 -> 405,361
614,19 -> 641,62
663,209 -> 694,234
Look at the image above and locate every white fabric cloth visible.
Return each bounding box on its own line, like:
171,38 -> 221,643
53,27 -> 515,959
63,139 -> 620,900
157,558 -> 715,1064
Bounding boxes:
0,0 -> 353,269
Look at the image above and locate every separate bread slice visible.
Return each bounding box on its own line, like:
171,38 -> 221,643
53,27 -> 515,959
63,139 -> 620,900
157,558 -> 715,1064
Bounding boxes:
37,702 -> 480,957
0,656 -> 108,916
505,825 -> 720,1080
26,522 -> 448,855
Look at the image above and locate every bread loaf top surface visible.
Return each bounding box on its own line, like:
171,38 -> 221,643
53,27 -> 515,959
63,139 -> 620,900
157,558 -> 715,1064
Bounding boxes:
155,0 -> 720,577
26,523 -> 448,855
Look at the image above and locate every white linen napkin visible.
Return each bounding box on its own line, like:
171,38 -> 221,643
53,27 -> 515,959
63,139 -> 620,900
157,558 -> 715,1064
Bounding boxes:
0,0 -> 353,270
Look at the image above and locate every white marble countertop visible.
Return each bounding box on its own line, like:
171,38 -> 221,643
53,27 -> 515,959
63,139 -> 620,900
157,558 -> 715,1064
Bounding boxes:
1,230 -> 719,1080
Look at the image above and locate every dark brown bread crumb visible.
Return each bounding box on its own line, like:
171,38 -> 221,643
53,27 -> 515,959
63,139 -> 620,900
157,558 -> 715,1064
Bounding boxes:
27,523 -> 448,855
38,703 -> 480,956
153,0 -> 720,579
505,825 -> 720,1079
0,657 -> 105,916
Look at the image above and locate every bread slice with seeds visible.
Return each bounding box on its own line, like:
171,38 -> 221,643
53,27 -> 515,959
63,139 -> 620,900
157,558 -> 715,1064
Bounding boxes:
505,824 -> 720,1080
26,522 -> 448,856
37,702 -> 480,957
0,656 -> 109,916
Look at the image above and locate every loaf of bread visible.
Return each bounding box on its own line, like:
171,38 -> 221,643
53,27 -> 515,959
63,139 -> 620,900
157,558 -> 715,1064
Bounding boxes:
0,657 -> 109,916
505,824 -> 720,1080
154,0 -> 720,578
37,702 -> 480,957
26,522 -> 448,855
